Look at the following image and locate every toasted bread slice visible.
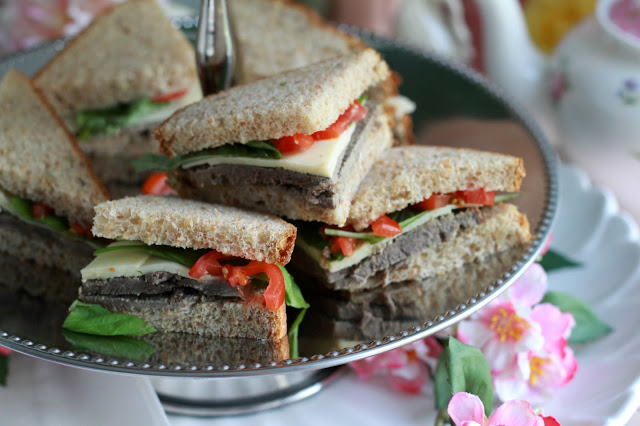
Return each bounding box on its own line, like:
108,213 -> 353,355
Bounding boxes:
33,0 -> 198,117
91,195 -> 297,265
0,70 -> 110,226
348,146 -> 526,230
229,0 -> 366,84
155,49 -> 390,156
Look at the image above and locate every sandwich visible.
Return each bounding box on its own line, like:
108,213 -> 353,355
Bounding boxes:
301,248 -> 526,346
228,0 -> 416,146
0,69 -> 111,274
146,49 -> 393,225
289,145 -> 531,291
33,0 -> 202,197
78,195 -> 304,341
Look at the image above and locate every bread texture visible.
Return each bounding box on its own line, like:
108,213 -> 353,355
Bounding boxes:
34,0 -> 199,116
92,195 -> 297,265
171,106 -> 393,225
348,146 -> 526,230
0,70 -> 110,225
79,290 -> 288,340
155,49 -> 390,156
229,0 -> 366,84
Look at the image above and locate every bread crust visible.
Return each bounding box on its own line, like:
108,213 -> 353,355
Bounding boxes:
348,146 -> 526,230
0,70 -> 110,226
91,195 -> 297,265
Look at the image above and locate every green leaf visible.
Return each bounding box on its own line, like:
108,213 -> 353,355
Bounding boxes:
323,228 -> 385,244
9,196 -> 33,220
287,308 -> 307,360
63,301 -> 156,336
131,141 -> 282,173
541,291 -> 612,343
494,193 -> 520,203
280,266 -> 309,309
434,349 -> 452,410
357,94 -> 368,104
538,250 -> 581,272
130,154 -> 183,173
37,215 -> 69,232
446,337 -> 494,414
75,99 -> 168,140
0,354 -> 8,387
63,330 -> 156,361
94,243 -> 208,268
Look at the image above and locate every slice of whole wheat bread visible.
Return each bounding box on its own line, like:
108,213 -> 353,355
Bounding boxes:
155,49 -> 390,156
92,195 -> 297,265
348,146 -> 526,230
0,70 -> 110,226
33,0 -> 199,117
229,0 -> 366,84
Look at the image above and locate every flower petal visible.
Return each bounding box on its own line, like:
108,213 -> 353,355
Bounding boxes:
509,263 -> 547,307
487,399 -> 538,426
448,392 -> 486,425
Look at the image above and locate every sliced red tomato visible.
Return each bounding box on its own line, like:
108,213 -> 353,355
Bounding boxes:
329,236 -> 357,257
371,214 -> 402,237
311,100 -> 367,140
69,222 -> 92,238
415,193 -> 453,211
32,202 -> 54,219
189,250 -> 234,279
238,261 -> 285,310
151,88 -> 188,103
271,133 -> 315,154
456,188 -> 495,205
142,172 -> 176,196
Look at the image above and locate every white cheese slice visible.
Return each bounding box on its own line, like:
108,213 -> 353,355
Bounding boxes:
81,242 -> 152,281
81,241 -> 194,282
132,83 -> 203,127
298,205 -> 456,273
183,123 -> 356,178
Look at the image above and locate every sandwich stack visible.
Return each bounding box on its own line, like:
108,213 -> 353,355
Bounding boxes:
33,0 -> 202,197
0,69 -> 111,274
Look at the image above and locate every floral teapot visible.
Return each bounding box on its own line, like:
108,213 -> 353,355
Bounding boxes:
475,0 -> 640,149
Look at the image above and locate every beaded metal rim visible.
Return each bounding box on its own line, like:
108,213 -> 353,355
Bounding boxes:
0,24 -> 558,377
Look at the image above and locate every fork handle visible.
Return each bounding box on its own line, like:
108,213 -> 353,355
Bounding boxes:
196,0 -> 236,95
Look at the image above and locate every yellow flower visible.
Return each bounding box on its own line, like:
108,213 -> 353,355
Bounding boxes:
525,0 -> 597,54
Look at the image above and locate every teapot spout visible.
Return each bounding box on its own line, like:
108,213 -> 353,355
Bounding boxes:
474,0 -> 552,132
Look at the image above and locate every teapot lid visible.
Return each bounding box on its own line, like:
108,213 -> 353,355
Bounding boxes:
598,0 -> 640,48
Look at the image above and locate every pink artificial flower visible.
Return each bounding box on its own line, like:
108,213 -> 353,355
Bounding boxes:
349,337 -> 441,394
447,392 -> 560,426
0,0 -> 169,55
0,346 -> 11,356
457,263 -> 550,374
539,233 -> 553,258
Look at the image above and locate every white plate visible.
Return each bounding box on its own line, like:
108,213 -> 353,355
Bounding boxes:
168,163 -> 640,425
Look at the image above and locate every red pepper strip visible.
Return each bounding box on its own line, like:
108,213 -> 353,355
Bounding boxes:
271,100 -> 368,154
330,236 -> 357,257
32,202 -> 54,219
415,189 -> 496,211
271,133 -> 315,154
237,261 -> 285,310
69,222 -> 93,238
189,251 -> 234,279
311,100 -> 367,140
141,172 -> 176,196
457,188 -> 495,205
151,88 -> 188,103
371,214 -> 402,237
415,193 -> 453,211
